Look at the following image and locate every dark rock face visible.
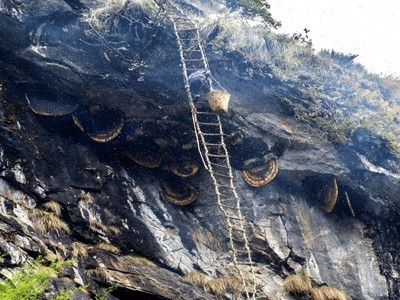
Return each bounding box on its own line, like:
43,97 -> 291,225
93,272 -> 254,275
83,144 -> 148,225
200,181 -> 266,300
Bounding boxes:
1,1 -> 400,299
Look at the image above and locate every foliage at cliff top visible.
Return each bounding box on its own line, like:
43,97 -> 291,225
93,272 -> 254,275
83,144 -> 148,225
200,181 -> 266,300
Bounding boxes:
187,0 -> 399,153
85,0 -> 400,154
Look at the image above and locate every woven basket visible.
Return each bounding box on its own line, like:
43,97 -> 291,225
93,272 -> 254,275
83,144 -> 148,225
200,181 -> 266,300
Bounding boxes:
205,90 -> 230,114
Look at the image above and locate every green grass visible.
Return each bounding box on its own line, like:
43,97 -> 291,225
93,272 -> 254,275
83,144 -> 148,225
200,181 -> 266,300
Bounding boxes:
229,0 -> 281,28
196,2 -> 400,154
0,258 -> 73,300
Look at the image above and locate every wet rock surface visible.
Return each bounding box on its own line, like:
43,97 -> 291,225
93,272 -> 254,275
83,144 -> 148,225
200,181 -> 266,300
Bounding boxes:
1,1 -> 400,299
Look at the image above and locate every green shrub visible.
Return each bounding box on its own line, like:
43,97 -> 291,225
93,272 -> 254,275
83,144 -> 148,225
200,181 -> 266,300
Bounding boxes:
0,258 -> 72,300
228,0 -> 281,28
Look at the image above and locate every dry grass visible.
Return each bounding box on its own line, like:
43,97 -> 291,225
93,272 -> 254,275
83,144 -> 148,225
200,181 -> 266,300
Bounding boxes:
31,209 -> 71,235
206,276 -> 242,296
284,273 -> 313,296
71,242 -> 92,261
89,219 -> 121,235
86,267 -> 110,282
47,240 -> 70,261
82,0 -> 158,60
89,219 -> 107,233
108,226 -> 121,235
79,192 -> 93,201
97,242 -> 120,254
185,271 -> 208,290
191,231 -> 221,251
311,286 -> 347,300
42,200 -> 62,217
127,255 -> 157,267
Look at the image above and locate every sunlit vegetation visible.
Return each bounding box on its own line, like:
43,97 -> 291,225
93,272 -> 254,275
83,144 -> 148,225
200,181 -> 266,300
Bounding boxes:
82,0 -> 158,64
97,242 -> 121,254
89,219 -> 121,235
71,242 -> 92,261
42,200 -> 62,217
86,267 -> 110,282
127,255 -> 157,267
311,286 -> 347,300
30,209 -> 71,235
184,271 -> 209,290
82,0 -> 400,158
0,258 -> 73,300
184,271 -> 242,297
206,276 -> 242,297
228,0 -> 281,28
78,191 -> 93,201
194,1 -> 400,154
283,273 -> 313,296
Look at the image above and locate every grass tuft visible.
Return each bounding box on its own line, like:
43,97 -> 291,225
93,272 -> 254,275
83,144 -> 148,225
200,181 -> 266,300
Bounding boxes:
42,200 -> 62,217
31,209 -> 71,235
185,271 -> 208,290
97,242 -> 120,254
79,192 -> 93,201
89,219 -> 121,235
311,286 -> 348,300
108,226 -> 121,235
86,267 -> 110,282
127,255 -> 157,267
283,273 -> 313,296
71,242 -> 92,261
206,276 -> 242,296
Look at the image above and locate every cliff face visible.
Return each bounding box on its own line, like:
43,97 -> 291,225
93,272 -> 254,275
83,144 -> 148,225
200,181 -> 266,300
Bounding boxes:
0,1 -> 399,299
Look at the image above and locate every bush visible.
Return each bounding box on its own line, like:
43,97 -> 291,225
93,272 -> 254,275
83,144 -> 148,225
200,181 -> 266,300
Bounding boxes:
0,258 -> 73,300
227,0 -> 281,28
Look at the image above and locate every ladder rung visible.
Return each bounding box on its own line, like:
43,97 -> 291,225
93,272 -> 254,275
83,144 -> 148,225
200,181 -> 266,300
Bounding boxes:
227,215 -> 244,221
176,19 -> 194,23
185,58 -> 204,61
218,184 -> 234,189
177,28 -> 196,31
173,16 -> 191,20
180,38 -> 198,41
183,49 -> 202,52
202,133 -> 226,136
196,111 -> 215,115
197,122 -> 219,126
210,162 -> 229,168
205,142 -> 223,146
208,153 -> 227,158
218,193 -> 234,198
235,249 -> 250,254
214,172 -> 233,179
220,204 -> 238,210
230,225 -> 245,232
167,10 -> 180,15
231,237 -> 246,244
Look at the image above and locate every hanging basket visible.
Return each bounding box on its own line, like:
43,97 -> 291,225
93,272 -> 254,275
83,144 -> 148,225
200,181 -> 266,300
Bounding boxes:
205,90 -> 230,114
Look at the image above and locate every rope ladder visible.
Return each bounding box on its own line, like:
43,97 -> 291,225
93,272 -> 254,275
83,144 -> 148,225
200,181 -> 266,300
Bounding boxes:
164,2 -> 257,299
